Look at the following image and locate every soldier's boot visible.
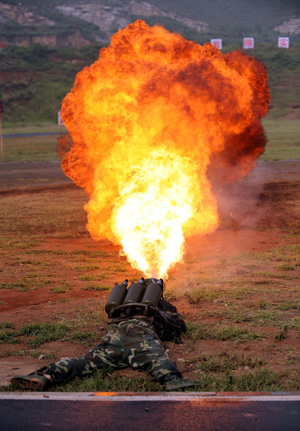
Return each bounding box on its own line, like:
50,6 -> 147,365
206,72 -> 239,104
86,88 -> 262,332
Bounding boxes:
10,373 -> 51,391
165,378 -> 200,392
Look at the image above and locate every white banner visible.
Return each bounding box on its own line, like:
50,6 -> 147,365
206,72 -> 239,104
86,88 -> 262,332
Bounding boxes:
278,37 -> 289,48
243,38 -> 254,49
210,39 -> 222,50
58,110 -> 64,125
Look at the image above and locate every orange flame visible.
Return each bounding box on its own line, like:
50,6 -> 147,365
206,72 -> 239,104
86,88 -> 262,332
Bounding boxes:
60,20 -> 270,278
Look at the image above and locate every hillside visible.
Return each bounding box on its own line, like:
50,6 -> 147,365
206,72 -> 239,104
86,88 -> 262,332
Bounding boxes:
0,44 -> 104,124
0,0 -> 300,47
0,0 -> 300,124
0,41 -> 299,125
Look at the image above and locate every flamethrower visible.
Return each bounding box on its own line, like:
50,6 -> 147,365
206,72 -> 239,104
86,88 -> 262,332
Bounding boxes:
105,278 -> 164,319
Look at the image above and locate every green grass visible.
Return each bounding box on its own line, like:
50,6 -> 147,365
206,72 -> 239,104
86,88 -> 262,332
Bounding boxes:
58,304 -> 106,329
5,366 -> 300,393
277,263 -> 296,271
184,286 -> 223,304
194,369 -> 287,392
0,190 -> 88,238
262,119 -> 300,161
224,307 -> 290,327
50,369 -> 163,392
66,331 -> 99,346
186,322 -> 264,343
20,322 -> 70,348
78,275 -> 100,281
275,325 -> 289,341
0,135 -> 62,162
74,264 -> 101,271
0,323 -> 14,330
0,329 -> 20,344
186,351 -> 265,373
0,119 -> 298,166
0,350 -> 56,360
3,124 -> 66,134
82,284 -> 111,291
278,301 -> 300,311
51,285 -> 72,294
0,276 -> 51,291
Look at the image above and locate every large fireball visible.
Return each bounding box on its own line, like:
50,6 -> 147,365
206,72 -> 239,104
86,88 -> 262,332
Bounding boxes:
60,20 -> 270,278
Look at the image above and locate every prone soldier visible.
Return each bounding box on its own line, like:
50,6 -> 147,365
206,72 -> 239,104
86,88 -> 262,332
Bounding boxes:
11,278 -> 199,391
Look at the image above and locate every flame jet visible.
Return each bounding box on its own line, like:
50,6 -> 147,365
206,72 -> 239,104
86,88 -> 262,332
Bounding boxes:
60,20 -> 270,278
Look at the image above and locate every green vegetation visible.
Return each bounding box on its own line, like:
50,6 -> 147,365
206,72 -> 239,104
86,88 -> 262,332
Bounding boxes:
275,325 -> 289,341
53,368 -> 163,392
0,350 -> 56,360
185,286 -> 223,303
262,119 -> 300,160
20,322 -> 70,348
185,351 -> 265,372
0,135 -> 62,162
0,276 -> 51,291
82,284 -> 111,291
0,44 -> 104,125
186,322 -> 264,343
51,284 -> 72,294
0,322 -> 69,346
0,329 -> 20,344
66,331 -> 99,346
193,368 -> 295,392
74,264 -> 101,271
0,36 -> 299,127
0,323 -> 14,330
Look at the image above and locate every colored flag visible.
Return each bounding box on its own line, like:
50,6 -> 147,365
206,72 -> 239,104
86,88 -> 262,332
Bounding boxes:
243,38 -> 254,49
210,39 -> 222,50
278,37 -> 289,48
58,110 -> 64,125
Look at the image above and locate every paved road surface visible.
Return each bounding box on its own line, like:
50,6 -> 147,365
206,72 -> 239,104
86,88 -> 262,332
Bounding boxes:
1,393 -> 300,431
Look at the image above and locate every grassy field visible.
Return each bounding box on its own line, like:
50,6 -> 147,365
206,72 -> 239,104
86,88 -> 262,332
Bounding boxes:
0,119 -> 299,163
1,124 -> 65,162
3,124 -> 66,135
0,119 -> 299,392
0,187 -> 299,392
262,119 -> 300,160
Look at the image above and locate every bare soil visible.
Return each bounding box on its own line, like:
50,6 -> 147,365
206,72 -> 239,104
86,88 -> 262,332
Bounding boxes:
0,159 -> 299,389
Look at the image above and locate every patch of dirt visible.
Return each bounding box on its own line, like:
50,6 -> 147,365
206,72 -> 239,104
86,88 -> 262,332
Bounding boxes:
0,159 -> 300,388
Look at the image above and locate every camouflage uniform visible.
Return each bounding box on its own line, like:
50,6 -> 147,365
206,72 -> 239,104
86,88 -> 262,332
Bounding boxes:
38,318 -> 181,385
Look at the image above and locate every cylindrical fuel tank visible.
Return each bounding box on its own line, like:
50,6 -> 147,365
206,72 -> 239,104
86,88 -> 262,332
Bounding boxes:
123,278 -> 145,304
141,279 -> 163,307
105,279 -> 128,314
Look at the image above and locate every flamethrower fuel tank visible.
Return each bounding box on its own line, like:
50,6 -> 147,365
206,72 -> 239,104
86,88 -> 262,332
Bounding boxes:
123,278 -> 145,304
142,279 -> 163,307
105,279 -> 128,314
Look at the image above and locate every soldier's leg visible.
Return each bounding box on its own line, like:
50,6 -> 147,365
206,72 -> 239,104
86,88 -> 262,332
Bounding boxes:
124,320 -> 182,383
36,325 -> 128,384
11,325 -> 129,389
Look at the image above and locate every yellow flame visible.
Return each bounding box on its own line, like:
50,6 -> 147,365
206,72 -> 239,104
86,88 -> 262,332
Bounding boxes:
110,148 -> 218,277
